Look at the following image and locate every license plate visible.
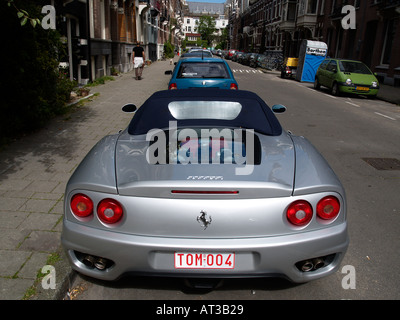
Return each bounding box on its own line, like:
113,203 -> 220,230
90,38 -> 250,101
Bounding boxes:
356,86 -> 369,91
175,252 -> 235,269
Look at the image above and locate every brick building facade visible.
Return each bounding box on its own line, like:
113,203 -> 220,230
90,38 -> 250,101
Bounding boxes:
57,0 -> 185,84
228,0 -> 400,86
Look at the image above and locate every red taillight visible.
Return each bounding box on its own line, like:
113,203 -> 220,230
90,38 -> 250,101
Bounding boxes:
287,200 -> 313,226
169,83 -> 177,90
71,194 -> 93,218
230,83 -> 238,90
317,196 -> 340,220
97,199 -> 123,224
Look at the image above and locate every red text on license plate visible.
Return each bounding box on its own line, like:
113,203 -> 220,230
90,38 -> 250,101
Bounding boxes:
174,252 -> 235,269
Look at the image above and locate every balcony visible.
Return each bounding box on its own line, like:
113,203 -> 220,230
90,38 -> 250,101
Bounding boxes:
296,13 -> 317,27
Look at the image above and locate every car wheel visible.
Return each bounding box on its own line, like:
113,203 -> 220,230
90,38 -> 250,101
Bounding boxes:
331,82 -> 340,96
314,77 -> 320,90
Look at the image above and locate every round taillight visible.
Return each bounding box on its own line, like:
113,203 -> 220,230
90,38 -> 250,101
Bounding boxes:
287,200 -> 313,226
97,199 -> 123,224
317,196 -> 340,220
71,194 -> 93,218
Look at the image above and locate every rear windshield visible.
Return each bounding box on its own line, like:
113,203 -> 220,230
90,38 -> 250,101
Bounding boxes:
339,61 -> 372,75
177,62 -> 230,79
168,101 -> 242,120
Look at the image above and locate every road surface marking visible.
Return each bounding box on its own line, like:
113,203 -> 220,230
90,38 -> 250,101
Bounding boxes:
374,112 -> 396,121
346,101 -> 360,108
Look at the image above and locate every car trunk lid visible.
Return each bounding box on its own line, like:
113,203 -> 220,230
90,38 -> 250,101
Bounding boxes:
114,131 -> 296,238
115,130 -> 294,199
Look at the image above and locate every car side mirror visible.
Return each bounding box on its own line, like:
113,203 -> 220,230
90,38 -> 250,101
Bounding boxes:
122,103 -> 137,113
332,68 -> 337,73
165,70 -> 172,75
272,104 -> 287,113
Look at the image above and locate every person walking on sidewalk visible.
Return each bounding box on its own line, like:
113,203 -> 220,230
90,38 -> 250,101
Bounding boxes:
133,41 -> 145,80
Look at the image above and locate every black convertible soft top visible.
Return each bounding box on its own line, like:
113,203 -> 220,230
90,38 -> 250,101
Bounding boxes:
128,89 -> 283,136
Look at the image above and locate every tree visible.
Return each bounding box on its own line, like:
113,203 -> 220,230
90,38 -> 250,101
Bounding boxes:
164,41 -> 175,58
1,0 -> 75,144
215,26 -> 229,50
196,16 -> 216,47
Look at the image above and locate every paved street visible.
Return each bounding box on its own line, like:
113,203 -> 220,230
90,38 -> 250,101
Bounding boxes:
1,57 -> 399,301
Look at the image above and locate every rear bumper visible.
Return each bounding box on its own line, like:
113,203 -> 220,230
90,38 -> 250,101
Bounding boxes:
61,219 -> 348,283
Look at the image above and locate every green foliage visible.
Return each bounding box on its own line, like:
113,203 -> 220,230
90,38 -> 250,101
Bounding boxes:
197,16 -> 216,46
215,27 -> 229,50
164,41 -> 175,59
1,0 -> 75,143
85,76 -> 115,87
7,0 -> 42,28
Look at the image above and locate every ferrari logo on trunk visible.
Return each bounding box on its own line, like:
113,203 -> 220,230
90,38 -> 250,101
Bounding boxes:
197,210 -> 212,230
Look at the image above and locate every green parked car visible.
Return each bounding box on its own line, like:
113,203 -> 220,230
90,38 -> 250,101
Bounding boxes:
314,58 -> 379,97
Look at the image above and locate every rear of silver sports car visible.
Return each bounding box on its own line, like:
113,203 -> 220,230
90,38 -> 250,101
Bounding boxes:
61,130 -> 349,283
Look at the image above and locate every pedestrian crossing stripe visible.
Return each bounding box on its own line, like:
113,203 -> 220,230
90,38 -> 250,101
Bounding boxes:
232,69 -> 263,73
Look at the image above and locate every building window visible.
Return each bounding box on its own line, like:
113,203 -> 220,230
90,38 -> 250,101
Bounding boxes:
381,19 -> 396,65
320,0 -> 325,14
307,0 -> 318,14
299,0 -> 306,15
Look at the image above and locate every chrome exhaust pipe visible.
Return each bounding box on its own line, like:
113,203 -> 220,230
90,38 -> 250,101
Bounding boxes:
83,255 -> 96,268
312,258 -> 325,270
301,260 -> 314,272
94,257 -> 108,270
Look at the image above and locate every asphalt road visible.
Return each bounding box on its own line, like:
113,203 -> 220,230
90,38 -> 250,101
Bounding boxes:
65,59 -> 400,301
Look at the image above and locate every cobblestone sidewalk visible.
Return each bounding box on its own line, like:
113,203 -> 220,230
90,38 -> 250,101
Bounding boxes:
0,59 -> 174,299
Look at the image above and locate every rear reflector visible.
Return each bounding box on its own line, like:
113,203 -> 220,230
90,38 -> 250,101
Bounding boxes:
171,190 -> 239,194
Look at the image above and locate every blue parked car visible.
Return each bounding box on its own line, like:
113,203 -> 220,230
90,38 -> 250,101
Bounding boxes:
166,57 -> 238,90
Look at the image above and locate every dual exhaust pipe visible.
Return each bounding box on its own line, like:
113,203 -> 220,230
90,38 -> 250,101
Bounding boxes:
298,257 -> 326,272
83,255 -> 111,271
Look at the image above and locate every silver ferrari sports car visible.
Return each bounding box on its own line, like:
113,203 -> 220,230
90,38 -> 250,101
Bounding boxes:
61,88 -> 349,283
